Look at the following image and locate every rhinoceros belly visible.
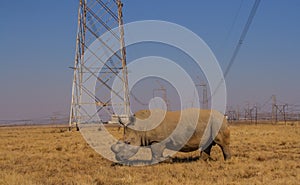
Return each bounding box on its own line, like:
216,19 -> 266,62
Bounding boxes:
179,145 -> 199,152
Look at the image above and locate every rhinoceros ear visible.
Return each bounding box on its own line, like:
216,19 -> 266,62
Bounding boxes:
128,116 -> 136,126
118,116 -> 125,127
118,115 -> 136,127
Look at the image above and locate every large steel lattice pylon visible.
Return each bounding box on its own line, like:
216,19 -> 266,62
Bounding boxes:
69,0 -> 130,129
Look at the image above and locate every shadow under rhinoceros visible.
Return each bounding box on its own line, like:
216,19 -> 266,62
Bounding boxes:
110,154 -> 218,166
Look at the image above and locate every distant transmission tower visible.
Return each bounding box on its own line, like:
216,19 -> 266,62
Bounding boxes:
153,80 -> 170,110
69,0 -> 130,130
272,95 -> 277,123
196,83 -> 208,109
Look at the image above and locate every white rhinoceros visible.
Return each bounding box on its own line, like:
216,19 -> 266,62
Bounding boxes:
111,109 -> 231,163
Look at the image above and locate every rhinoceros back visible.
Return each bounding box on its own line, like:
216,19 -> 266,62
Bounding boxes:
125,109 -> 226,151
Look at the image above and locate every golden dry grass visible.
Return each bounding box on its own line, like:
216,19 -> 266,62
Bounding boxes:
0,123 -> 299,185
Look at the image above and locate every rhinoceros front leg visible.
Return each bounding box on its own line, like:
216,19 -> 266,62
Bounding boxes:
150,142 -> 168,163
219,144 -> 231,160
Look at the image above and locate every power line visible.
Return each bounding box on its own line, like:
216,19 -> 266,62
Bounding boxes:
210,0 -> 261,101
224,0 -> 261,77
131,93 -> 148,106
259,96 -> 273,109
217,0 -> 244,52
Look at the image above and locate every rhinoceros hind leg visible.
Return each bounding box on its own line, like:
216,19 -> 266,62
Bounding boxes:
200,141 -> 215,161
219,144 -> 231,160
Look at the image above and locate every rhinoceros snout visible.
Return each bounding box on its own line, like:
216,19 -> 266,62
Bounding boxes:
112,142 -> 140,162
115,154 -> 130,161
115,155 -> 123,161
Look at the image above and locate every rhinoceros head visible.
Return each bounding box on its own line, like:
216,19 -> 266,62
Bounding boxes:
111,115 -> 141,161
111,140 -> 139,161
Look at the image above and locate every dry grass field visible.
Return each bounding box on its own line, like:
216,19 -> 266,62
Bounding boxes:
0,122 -> 299,185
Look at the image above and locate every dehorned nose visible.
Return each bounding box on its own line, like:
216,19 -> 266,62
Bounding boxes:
115,155 -> 122,161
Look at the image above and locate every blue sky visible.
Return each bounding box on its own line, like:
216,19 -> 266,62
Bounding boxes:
0,0 -> 299,120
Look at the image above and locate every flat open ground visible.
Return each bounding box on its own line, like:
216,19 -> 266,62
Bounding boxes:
0,123 -> 299,185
